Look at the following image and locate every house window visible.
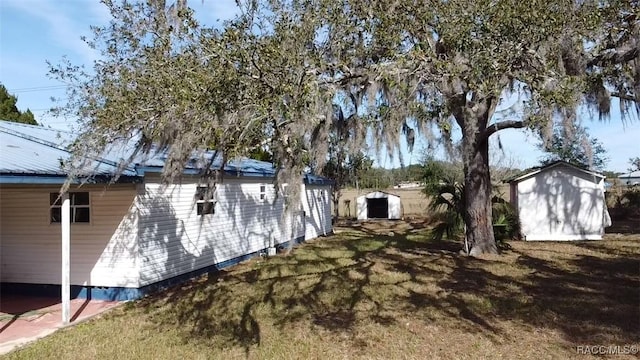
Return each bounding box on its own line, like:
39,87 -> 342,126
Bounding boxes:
259,185 -> 267,202
50,192 -> 90,223
196,186 -> 216,215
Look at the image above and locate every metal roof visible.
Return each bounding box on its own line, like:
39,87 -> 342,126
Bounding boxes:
135,149 -> 278,177
0,120 -> 139,183
137,151 -> 333,184
356,190 -> 401,199
0,120 -> 333,185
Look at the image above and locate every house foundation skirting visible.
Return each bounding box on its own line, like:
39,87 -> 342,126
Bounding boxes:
1,235 -> 307,301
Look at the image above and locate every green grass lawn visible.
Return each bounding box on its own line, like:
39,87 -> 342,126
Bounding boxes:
5,223 -> 640,359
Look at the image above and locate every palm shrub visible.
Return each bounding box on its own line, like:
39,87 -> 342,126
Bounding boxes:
422,157 -> 465,241
425,179 -> 465,241
425,180 -> 521,247
491,196 -> 521,243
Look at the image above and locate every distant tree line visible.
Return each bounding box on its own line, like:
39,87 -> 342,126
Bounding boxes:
0,84 -> 38,125
337,163 -> 427,190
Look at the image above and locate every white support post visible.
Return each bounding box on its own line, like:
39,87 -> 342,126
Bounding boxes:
61,192 -> 70,325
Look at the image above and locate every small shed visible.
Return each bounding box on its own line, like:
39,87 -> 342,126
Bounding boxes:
356,191 -> 402,220
507,161 -> 610,241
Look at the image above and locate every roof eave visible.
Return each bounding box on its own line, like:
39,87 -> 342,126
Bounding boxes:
506,161 -> 605,184
0,174 -> 143,185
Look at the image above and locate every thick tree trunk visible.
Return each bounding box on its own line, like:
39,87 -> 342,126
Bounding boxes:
462,130 -> 498,255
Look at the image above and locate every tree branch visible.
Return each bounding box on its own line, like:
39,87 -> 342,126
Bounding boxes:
482,119 -> 529,142
587,47 -> 639,67
249,49 -> 276,92
610,92 -> 638,103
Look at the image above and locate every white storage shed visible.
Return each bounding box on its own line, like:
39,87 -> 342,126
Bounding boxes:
508,161 -> 610,241
356,191 -> 402,220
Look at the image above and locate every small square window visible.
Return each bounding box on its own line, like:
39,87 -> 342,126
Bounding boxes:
50,193 -> 61,206
259,185 -> 266,202
197,202 -> 215,215
74,207 -> 91,222
196,186 -> 216,215
72,192 -> 90,205
50,192 -> 90,223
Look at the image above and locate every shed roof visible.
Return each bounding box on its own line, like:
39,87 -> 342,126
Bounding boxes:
0,120 -> 333,185
505,161 -> 605,184
357,191 -> 401,199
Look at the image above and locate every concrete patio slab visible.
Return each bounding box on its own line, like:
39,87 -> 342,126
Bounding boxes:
0,295 -> 121,355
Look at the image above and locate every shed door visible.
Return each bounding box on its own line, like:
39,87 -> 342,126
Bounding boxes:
367,198 -> 388,218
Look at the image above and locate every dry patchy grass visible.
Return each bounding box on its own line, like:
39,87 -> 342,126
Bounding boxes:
5,222 -> 640,360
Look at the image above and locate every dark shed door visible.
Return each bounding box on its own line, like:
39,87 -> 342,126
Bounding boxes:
367,198 -> 388,218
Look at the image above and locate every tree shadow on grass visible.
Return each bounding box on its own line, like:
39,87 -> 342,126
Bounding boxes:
511,244 -> 639,343
134,225 -> 640,354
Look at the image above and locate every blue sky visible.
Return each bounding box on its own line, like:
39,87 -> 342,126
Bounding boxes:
1,0 -> 638,173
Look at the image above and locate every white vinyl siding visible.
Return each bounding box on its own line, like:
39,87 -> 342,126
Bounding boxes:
302,185 -> 333,239
1,178 -> 333,290
0,185 -> 140,287
137,176 -> 306,286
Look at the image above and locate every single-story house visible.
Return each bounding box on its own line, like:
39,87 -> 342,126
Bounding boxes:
618,170 -> 640,186
356,191 -> 402,220
393,181 -> 424,189
0,120 -> 333,305
507,161 -> 610,241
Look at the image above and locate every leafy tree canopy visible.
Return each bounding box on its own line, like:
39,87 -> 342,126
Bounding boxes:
51,0 -> 639,255
538,122 -> 609,171
629,157 -> 640,172
0,84 -> 38,125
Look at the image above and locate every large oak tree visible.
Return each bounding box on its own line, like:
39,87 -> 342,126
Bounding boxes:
314,0 -> 639,254
52,0 -> 638,255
